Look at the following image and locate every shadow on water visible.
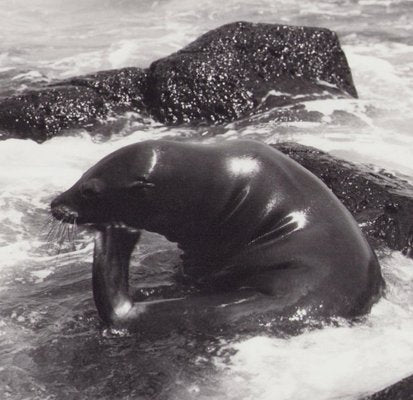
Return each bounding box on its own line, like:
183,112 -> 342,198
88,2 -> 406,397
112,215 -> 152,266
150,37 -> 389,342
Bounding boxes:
1,211 -> 323,400
0,260 -> 219,399
0,220 -> 224,399
27,322 -> 225,400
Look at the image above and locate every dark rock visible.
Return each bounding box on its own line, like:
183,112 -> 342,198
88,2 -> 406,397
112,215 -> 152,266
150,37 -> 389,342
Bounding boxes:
147,21 -> 357,124
0,68 -> 148,143
0,21 -> 357,141
361,374 -> 413,400
0,86 -> 107,142
273,142 -> 413,256
57,67 -> 148,113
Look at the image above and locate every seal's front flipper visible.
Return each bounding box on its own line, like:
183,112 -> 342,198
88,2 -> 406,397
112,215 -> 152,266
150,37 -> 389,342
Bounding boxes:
109,288 -> 304,335
92,225 -> 141,324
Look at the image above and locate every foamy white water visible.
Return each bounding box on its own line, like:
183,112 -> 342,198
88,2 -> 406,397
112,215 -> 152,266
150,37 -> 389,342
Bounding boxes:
207,254 -> 413,400
0,1 -> 412,399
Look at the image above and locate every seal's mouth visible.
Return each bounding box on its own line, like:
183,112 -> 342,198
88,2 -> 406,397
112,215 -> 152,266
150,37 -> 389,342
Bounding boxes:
50,204 -> 79,224
106,222 -> 140,233
92,221 -> 141,235
50,197 -> 140,236
94,223 -> 141,248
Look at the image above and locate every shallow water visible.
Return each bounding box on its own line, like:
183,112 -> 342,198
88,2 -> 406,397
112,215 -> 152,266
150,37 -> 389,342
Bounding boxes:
1,0 -> 413,399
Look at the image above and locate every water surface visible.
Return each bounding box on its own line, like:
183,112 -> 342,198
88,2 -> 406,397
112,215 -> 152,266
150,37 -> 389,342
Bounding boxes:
1,1 -> 413,399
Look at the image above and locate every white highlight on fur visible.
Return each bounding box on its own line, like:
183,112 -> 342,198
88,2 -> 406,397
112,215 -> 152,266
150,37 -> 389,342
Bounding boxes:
114,300 -> 133,317
148,149 -> 158,174
286,210 -> 308,231
265,195 -> 280,214
217,298 -> 249,308
228,157 -> 259,176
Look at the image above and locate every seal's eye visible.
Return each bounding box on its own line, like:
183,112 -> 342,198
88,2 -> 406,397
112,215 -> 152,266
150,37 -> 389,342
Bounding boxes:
80,179 -> 105,199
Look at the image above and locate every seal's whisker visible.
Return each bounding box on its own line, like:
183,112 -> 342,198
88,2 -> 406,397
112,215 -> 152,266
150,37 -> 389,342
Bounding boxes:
60,223 -> 69,245
65,221 -> 76,251
45,216 -> 78,255
44,225 -> 54,242
74,219 -> 78,239
67,222 -> 73,244
55,222 -> 67,255
45,219 -> 60,243
55,220 -> 67,247
44,219 -> 65,256
41,216 -> 55,236
64,222 -> 71,243
69,219 -> 78,250
43,216 -> 56,235
54,223 -> 65,245
52,220 -> 62,242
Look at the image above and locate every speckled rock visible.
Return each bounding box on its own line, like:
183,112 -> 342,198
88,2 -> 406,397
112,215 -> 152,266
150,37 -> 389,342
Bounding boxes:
58,67 -> 148,113
0,22 -> 357,141
0,86 -> 107,142
146,21 -> 357,124
0,68 -> 148,143
362,374 -> 413,400
273,142 -> 413,256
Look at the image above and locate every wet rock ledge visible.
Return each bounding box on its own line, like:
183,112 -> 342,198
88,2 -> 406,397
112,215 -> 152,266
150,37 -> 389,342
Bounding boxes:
273,143 -> 413,257
0,21 -> 356,142
362,373 -> 413,400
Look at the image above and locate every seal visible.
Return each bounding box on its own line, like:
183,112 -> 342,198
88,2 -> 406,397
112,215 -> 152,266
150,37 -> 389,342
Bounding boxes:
51,139 -> 384,330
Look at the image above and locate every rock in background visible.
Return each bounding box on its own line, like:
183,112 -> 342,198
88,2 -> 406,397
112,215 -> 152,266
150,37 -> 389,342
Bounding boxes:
147,21 -> 357,124
0,22 -> 356,142
0,68 -> 148,142
0,86 -> 106,142
273,142 -> 413,257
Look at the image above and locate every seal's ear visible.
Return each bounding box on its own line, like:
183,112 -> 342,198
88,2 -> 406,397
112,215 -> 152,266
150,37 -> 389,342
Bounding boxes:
127,177 -> 155,189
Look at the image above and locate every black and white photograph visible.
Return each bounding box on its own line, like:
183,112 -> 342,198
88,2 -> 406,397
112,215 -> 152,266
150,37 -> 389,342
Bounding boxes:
0,1 -> 412,399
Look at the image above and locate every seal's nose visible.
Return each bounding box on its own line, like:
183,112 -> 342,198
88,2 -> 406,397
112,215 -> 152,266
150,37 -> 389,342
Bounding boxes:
50,199 -> 79,223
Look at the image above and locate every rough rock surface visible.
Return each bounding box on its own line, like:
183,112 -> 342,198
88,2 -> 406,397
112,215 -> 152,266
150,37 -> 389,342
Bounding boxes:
273,142 -> 413,256
0,68 -> 148,142
59,67 -> 148,113
147,21 -> 357,124
0,22 -> 356,142
0,86 -> 106,142
362,374 -> 413,400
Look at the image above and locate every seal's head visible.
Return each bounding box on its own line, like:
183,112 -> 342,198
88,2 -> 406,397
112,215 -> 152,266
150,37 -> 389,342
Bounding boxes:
50,141 -> 158,228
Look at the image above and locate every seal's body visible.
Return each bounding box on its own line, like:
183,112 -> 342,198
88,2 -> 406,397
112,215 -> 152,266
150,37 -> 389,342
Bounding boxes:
51,140 -> 383,328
